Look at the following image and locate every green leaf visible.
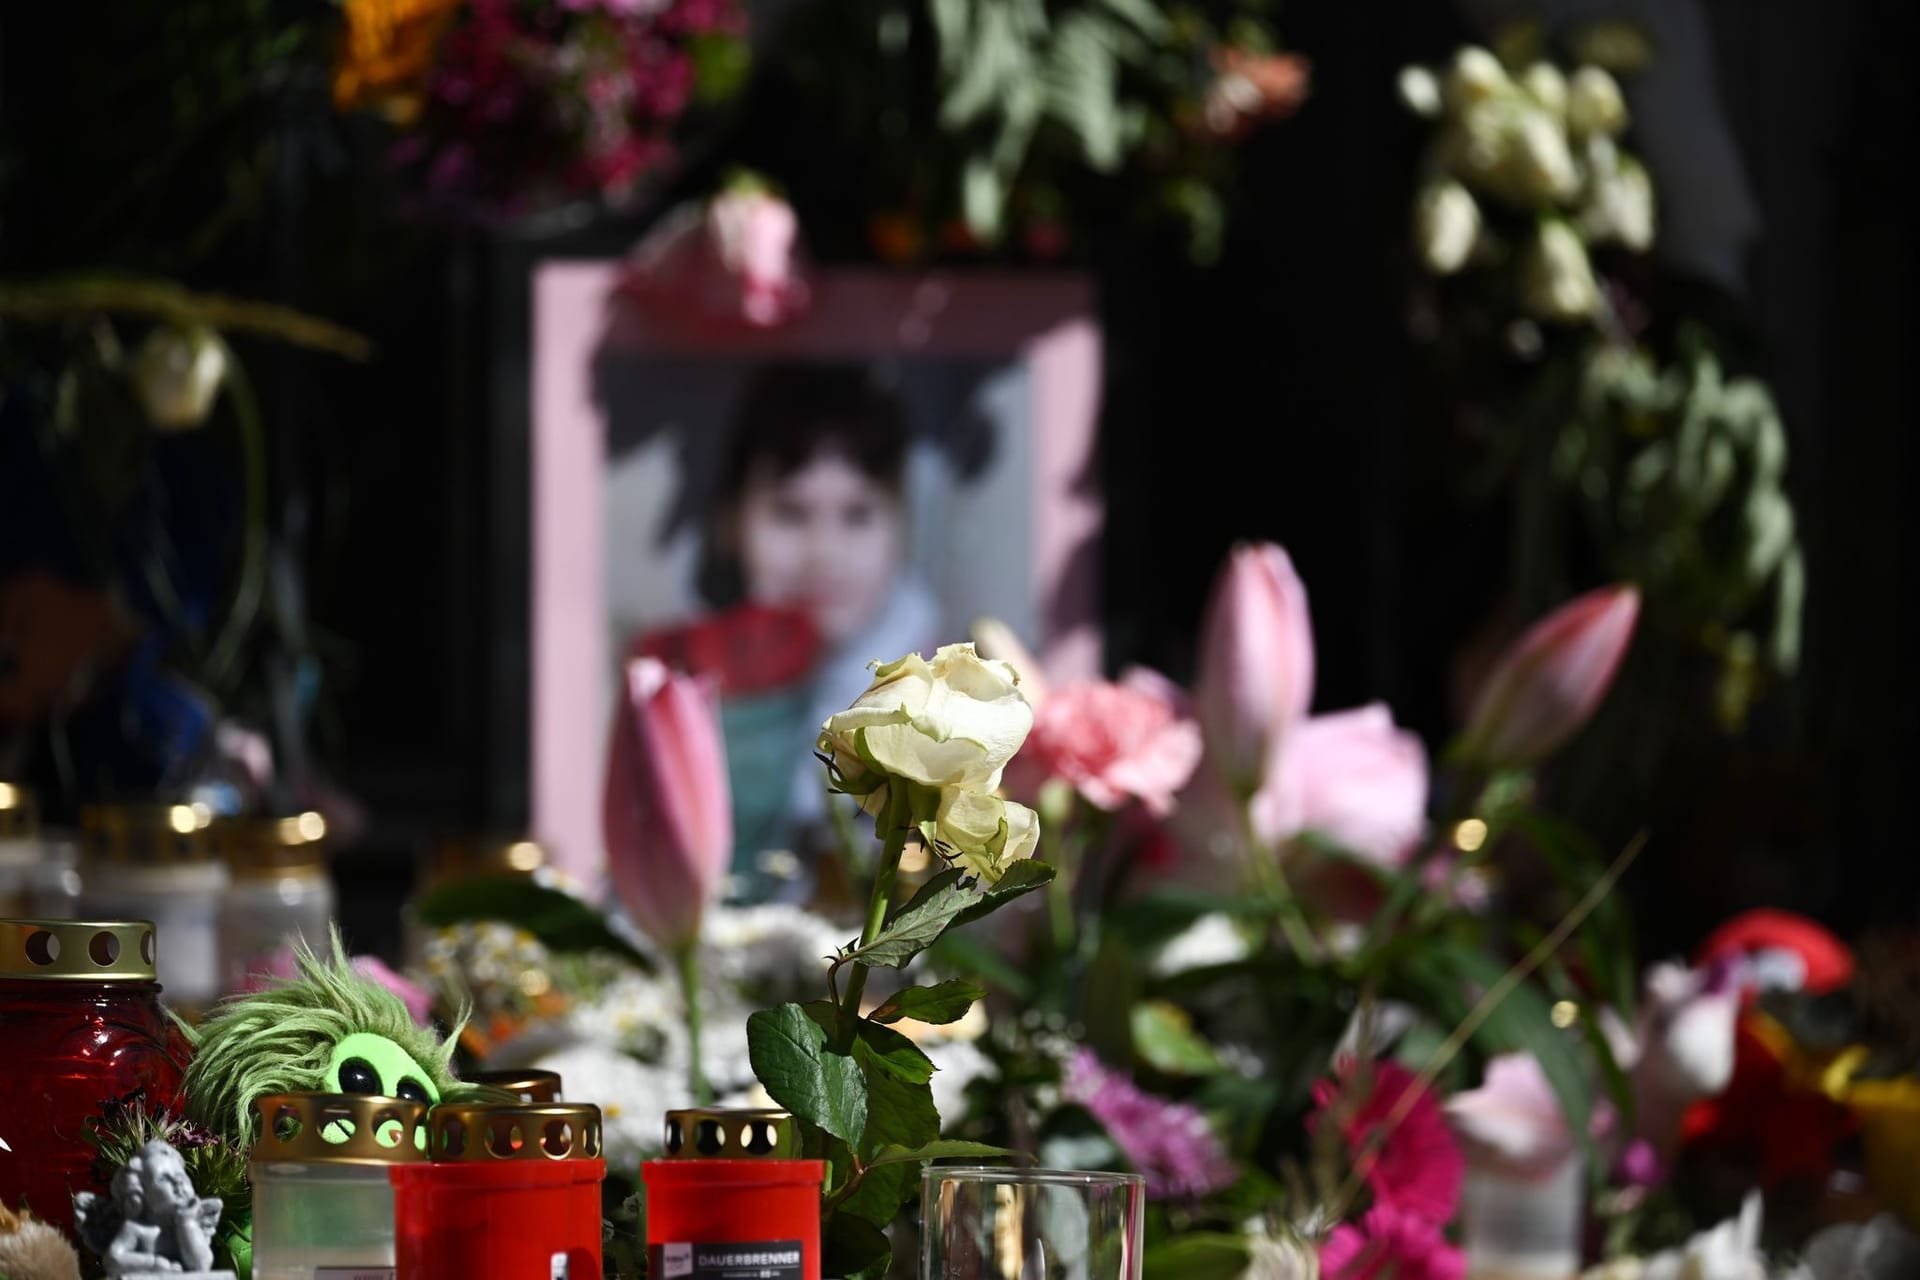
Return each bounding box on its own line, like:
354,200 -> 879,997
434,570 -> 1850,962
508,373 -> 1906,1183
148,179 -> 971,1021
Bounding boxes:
856,1021 -> 937,1085
1402,945 -> 1594,1160
1140,1234 -> 1253,1280
1130,1000 -> 1222,1076
867,1139 -> 1012,1169
843,861 -> 1055,970
870,979 -> 986,1025
822,1211 -> 893,1280
951,859 -> 1056,927
747,1003 -> 868,1148
413,874 -> 650,968
838,1032 -> 941,1228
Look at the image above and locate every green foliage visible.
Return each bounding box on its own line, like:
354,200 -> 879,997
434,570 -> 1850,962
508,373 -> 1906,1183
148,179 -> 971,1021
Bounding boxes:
1141,1233 -> 1253,1279
870,979 -> 987,1025
413,873 -> 653,969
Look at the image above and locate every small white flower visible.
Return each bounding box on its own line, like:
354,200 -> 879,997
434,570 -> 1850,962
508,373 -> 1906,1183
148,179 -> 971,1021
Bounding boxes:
1520,221 -> 1602,322
1582,155 -> 1656,251
1151,914 -> 1253,976
1567,66 -> 1629,138
132,324 -> 228,431
1445,46 -> 1512,112
1414,179 -> 1482,274
1398,65 -> 1443,118
1521,62 -> 1569,118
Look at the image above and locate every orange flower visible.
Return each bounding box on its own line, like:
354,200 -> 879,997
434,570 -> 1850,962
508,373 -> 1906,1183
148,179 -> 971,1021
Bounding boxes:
333,0 -> 464,122
1201,47 -> 1312,141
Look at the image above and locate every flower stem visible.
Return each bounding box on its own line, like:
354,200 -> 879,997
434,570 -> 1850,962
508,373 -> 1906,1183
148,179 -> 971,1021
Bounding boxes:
1236,797 -> 1320,964
838,787 -> 912,1043
677,945 -> 712,1106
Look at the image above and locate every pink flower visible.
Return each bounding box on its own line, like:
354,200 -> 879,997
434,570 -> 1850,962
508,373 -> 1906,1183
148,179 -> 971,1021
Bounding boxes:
1254,703 -> 1428,869
1008,671 -> 1203,816
1320,1204 -> 1466,1280
1445,1053 -> 1575,1178
1606,961 -> 1738,1172
1061,1049 -> 1236,1200
243,947 -> 435,1026
1193,543 -> 1315,795
619,184 -> 811,330
1457,585 -> 1640,768
602,657 -> 732,953
1312,1058 -> 1463,1225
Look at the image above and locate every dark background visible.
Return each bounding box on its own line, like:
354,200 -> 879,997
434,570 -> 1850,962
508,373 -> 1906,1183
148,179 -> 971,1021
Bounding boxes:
3,0 -> 1916,958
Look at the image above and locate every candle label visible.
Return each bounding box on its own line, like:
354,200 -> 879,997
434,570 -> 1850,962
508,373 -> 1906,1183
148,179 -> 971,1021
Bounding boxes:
650,1240 -> 804,1279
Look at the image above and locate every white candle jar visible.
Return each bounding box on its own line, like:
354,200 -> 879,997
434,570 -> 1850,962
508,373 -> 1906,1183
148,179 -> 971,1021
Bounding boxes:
249,1092 -> 430,1280
77,802 -> 230,1008
1461,1150 -> 1584,1280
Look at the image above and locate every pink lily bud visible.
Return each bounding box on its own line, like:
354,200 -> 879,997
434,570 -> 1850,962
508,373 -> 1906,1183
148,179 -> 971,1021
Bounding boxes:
602,658 -> 733,953
1193,543 -> 1316,796
1458,585 -> 1640,768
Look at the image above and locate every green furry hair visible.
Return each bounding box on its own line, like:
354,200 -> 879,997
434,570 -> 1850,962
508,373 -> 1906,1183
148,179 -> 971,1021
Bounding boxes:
180,928 -> 483,1147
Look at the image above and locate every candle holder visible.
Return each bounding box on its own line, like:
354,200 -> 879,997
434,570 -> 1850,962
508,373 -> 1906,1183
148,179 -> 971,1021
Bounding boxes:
248,1091 -> 430,1280
0,917 -> 192,1238
390,1100 -> 605,1280
642,1109 -> 827,1280
920,1167 -> 1145,1280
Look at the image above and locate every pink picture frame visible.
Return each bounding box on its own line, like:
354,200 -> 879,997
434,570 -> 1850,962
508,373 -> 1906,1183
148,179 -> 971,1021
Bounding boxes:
530,265 -> 1104,884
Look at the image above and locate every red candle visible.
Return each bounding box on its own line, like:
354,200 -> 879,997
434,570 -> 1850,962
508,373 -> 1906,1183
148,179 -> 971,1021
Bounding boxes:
391,1101 -> 606,1280
0,919 -> 191,1237
642,1109 -> 826,1280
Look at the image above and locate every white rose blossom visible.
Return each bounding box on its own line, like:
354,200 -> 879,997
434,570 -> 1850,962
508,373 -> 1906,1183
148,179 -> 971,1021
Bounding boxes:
819,643 -> 1040,882
1520,221 -> 1602,322
1445,46 -> 1511,111
1567,65 -> 1630,138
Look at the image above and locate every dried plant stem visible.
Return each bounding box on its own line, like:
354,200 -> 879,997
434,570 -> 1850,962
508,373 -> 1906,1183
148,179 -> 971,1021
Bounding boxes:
1324,830 -> 1648,1226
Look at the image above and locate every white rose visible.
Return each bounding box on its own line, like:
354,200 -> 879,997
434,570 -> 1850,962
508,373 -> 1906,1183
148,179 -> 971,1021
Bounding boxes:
132,324 -> 228,431
1414,178 -> 1482,274
1444,46 -> 1511,112
1567,66 -> 1629,138
1520,62 -> 1569,118
1397,65 -> 1442,119
820,643 -> 1033,800
931,786 -> 1040,882
1511,108 -> 1581,203
1520,221 -> 1601,322
1582,155 -> 1655,251
1452,100 -> 1578,208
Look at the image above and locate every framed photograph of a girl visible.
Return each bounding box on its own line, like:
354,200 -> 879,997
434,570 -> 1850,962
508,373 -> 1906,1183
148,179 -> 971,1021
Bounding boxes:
529,267 -> 1103,894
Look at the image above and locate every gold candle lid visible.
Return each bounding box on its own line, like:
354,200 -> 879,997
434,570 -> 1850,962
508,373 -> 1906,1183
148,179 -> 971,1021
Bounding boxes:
461,1069 -> 563,1103
426,1102 -> 602,1163
217,812 -> 329,877
81,802 -> 217,864
0,782 -> 36,839
661,1108 -> 800,1160
0,919 -> 157,982
250,1093 -> 431,1166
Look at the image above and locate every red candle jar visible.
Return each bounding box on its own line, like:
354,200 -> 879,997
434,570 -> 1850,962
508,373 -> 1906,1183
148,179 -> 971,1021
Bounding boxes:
642,1109 -> 827,1280
0,918 -> 192,1236
391,1101 -> 605,1280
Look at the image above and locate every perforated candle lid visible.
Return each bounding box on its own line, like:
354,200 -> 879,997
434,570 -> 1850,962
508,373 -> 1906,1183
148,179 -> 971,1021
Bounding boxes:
250,1092 -> 432,1167
426,1101 -> 602,1163
461,1068 -> 563,1103
0,918 -> 157,981
661,1108 -> 801,1160
81,802 -> 217,864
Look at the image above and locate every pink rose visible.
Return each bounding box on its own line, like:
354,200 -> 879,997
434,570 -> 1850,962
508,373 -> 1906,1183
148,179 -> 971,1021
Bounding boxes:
1007,669 -> 1203,816
618,181 -> 811,331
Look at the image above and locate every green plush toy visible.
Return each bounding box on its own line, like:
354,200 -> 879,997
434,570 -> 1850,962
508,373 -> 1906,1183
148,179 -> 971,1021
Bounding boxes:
89,929 -> 489,1278
182,929 -> 481,1147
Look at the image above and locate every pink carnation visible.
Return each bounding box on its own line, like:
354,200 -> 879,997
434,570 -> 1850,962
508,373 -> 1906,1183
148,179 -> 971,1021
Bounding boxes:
1062,1048 -> 1235,1200
1320,1204 -> 1466,1280
1311,1058 -> 1463,1226
1009,670 -> 1203,816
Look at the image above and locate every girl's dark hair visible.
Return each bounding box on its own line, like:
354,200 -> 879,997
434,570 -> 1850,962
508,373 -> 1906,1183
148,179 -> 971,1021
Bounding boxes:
698,363 -> 911,606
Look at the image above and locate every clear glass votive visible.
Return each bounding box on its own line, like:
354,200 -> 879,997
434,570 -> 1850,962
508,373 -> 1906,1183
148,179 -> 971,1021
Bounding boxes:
921,1167 -> 1145,1280
1460,1150 -> 1584,1280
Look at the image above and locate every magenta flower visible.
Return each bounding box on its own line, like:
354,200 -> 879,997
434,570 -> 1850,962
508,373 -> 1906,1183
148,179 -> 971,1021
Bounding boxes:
1457,585 -> 1640,768
1320,1204 -> 1466,1280
1061,1049 -> 1235,1200
1311,1058 -> 1463,1226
